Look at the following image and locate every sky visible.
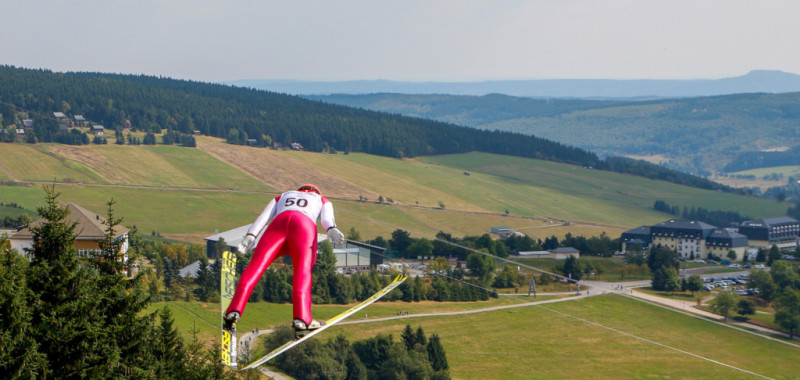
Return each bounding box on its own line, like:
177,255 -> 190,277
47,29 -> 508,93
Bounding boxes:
2,0 -> 799,83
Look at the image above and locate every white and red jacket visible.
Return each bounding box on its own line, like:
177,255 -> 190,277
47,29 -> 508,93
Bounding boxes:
246,190 -> 337,238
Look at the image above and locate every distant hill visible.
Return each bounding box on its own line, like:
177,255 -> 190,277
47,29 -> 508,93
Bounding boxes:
0,65 -> 729,192
308,92 -> 800,175
229,70 -> 800,98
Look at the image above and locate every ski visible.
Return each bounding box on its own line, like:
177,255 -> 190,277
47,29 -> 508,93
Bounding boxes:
241,274 -> 408,371
220,250 -> 238,367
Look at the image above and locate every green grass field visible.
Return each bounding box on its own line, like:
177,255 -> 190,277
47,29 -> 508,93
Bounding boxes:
733,165 -> 800,178
0,141 -> 791,244
423,152 -> 788,220
145,296 -> 534,343
156,295 -> 800,379
335,295 -> 799,379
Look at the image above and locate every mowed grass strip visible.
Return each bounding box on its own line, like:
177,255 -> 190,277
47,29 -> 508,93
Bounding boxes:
285,150 -> 668,227
0,143 -> 102,183
46,144 -> 270,190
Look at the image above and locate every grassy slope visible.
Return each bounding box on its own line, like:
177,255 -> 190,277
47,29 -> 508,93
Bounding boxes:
0,141 -> 788,243
423,152 -> 787,220
151,295 -> 800,379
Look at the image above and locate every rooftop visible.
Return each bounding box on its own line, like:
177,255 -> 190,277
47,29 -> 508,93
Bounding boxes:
12,203 -> 129,240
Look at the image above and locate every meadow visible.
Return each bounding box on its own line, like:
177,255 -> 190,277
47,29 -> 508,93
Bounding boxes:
151,295 -> 800,379
0,139 -> 790,244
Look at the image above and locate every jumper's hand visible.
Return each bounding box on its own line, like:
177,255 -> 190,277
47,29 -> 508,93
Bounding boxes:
237,235 -> 256,254
327,228 -> 344,246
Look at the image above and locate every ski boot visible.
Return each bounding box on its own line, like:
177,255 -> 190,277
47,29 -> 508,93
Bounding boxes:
223,311 -> 240,330
293,318 -> 326,339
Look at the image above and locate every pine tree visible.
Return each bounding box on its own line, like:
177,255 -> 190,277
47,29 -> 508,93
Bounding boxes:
153,307 -> 186,378
426,334 -> 449,372
8,186 -> 242,378
0,238 -> 46,378
25,185 -> 112,377
415,326 -> 427,347
401,324 -> 416,350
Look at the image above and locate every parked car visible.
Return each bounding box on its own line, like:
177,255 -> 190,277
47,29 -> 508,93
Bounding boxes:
754,264 -> 765,269
706,260 -> 718,265
729,264 -> 740,269
693,259 -> 705,264
743,264 -> 751,269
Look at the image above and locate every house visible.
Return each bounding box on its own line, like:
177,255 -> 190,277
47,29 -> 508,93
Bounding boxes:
123,120 -> 132,129
335,240 -> 385,273
15,129 -> 25,135
53,112 -> 67,120
290,142 -> 304,151
204,224 -> 254,258
74,115 -> 87,127
22,119 -> 34,128
10,203 -> 130,263
179,260 -> 203,278
738,217 -> 800,251
91,125 -> 105,136
549,247 -> 580,260
246,139 -> 258,146
491,226 -> 514,238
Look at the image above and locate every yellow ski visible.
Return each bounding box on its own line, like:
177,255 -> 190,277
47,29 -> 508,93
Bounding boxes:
220,250 -> 238,367
241,274 -> 408,371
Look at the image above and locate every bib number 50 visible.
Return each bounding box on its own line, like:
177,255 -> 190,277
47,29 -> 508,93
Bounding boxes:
284,198 -> 308,207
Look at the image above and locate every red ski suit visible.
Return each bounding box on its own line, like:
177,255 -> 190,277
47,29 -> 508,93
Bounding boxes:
226,190 -> 337,324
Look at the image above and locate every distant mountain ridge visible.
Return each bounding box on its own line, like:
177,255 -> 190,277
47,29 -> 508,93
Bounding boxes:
304,91 -> 800,175
227,70 -> 800,98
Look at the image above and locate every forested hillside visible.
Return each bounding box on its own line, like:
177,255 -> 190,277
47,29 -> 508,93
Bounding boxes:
0,65 -> 595,165
0,65 -> 727,192
310,92 -> 800,175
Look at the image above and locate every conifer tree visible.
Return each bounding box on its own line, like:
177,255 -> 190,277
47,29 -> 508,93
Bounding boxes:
427,334 -> 449,372
0,237 -> 46,378
401,324 -> 416,350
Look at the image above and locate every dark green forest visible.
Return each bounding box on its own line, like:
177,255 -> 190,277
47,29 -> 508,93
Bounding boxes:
723,145 -> 800,172
0,65 -> 729,192
0,65 -> 595,165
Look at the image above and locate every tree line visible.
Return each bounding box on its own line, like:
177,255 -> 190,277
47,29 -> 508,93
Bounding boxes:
0,65 -> 739,193
0,188 -> 454,378
653,200 -> 751,227
0,187 -> 240,379
259,324 -> 450,380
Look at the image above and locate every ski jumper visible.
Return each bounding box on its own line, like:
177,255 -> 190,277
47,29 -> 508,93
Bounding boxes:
226,190 -> 337,324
